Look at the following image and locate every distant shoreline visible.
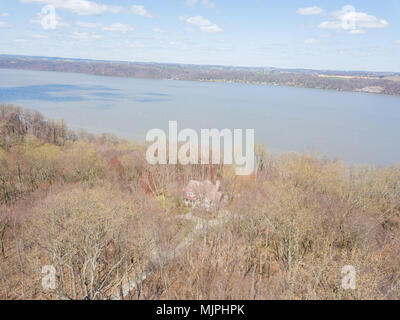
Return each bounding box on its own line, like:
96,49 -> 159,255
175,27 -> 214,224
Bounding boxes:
1,55 -> 400,97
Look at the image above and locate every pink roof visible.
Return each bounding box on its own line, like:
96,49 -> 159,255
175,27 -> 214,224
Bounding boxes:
184,190 -> 197,201
183,180 -> 222,204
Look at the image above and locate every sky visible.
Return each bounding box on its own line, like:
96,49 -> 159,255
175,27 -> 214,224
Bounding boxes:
0,0 -> 399,72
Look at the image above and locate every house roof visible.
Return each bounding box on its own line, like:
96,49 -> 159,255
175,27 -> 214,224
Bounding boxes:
184,180 -> 222,204
184,190 -> 197,201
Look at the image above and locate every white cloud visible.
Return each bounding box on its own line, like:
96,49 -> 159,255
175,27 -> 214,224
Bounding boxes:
304,38 -> 317,45
186,16 -> 212,26
75,21 -> 100,28
131,5 -> 153,18
19,0 -> 122,16
186,0 -> 197,7
199,24 -> 222,33
319,21 -> 341,30
297,6 -> 323,16
0,21 -> 10,28
103,23 -> 133,33
31,34 -> 47,38
349,29 -> 365,35
201,0 -> 215,8
185,16 -> 222,33
70,31 -> 89,40
70,31 -> 103,40
14,39 -> 28,43
127,41 -> 144,48
319,7 -> 388,34
395,40 -> 400,44
0,13 -> 9,17
186,0 -> 215,8
153,28 -> 166,33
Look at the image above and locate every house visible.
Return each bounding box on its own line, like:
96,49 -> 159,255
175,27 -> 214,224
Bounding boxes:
183,180 -> 223,211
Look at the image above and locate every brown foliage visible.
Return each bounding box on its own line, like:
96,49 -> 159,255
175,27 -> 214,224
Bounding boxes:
0,106 -> 399,300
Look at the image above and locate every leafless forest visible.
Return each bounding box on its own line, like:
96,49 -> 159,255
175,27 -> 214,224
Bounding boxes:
0,103 -> 399,300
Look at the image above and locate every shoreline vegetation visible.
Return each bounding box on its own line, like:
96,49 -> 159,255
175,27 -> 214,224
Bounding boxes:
0,103 -> 399,299
1,55 -> 400,97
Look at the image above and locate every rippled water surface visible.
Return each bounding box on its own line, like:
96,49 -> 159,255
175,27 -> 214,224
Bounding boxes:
1,68 -> 400,165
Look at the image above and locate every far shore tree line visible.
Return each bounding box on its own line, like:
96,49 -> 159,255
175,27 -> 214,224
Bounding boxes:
1,57 -> 400,96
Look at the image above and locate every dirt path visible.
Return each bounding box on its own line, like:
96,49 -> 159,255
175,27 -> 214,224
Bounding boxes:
112,209 -> 232,300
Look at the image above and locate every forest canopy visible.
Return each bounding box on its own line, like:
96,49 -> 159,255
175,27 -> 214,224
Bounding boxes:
0,103 -> 399,300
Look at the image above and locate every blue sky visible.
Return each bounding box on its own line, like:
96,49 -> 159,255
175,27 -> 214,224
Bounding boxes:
0,0 -> 399,71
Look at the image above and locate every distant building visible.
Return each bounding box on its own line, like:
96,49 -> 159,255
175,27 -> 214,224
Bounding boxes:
183,180 -> 222,211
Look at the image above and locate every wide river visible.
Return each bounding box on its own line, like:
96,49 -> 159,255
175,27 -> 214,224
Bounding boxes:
0,68 -> 399,166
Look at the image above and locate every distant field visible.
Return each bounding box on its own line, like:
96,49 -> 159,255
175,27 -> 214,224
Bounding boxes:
318,74 -> 378,81
385,76 -> 400,82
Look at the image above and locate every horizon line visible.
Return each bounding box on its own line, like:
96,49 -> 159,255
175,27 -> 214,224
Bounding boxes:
1,53 -> 399,75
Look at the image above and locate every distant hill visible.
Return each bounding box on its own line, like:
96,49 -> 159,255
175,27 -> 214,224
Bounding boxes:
1,54 -> 400,96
